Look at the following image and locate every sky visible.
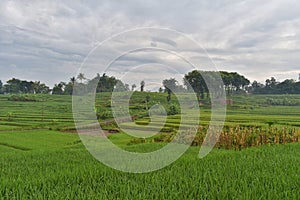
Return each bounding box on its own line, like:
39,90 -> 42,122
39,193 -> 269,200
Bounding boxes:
0,0 -> 300,88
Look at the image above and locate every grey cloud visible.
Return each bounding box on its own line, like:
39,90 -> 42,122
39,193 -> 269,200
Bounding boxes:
0,0 -> 299,86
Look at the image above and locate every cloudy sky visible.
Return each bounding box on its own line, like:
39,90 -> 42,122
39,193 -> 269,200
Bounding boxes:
0,0 -> 300,87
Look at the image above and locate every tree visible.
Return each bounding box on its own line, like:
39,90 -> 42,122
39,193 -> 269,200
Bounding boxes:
163,78 -> 177,93
4,78 -> 35,94
20,80 -> 34,93
131,84 -> 137,91
184,70 -> 207,100
63,77 -> 77,95
270,77 -> 277,87
163,78 -> 178,102
220,71 -> 231,94
77,73 -> 86,83
64,83 -> 73,95
33,81 -> 50,94
5,78 -> 21,93
145,95 -> 150,110
220,71 -> 250,95
294,82 -> 300,94
0,80 -> 3,94
114,80 -> 129,92
86,73 -> 127,93
95,73 -> 118,92
52,82 -> 65,95
140,80 -> 145,92
251,81 -> 264,94
4,78 -> 51,94
251,78 -> 300,94
70,77 -> 76,86
124,84 -> 130,91
276,79 -> 295,94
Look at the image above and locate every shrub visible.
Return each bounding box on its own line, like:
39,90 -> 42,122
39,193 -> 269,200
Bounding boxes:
96,110 -> 113,120
265,97 -> 299,106
154,126 -> 300,150
149,104 -> 166,116
167,104 -> 180,115
7,112 -> 14,121
8,94 -> 39,102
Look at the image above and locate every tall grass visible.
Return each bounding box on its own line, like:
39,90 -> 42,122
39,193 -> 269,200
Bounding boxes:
0,138 -> 299,199
145,126 -> 300,150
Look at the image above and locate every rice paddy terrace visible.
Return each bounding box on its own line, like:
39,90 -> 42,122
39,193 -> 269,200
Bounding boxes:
0,93 -> 299,199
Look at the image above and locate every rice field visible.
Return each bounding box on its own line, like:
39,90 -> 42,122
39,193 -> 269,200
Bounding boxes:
0,130 -> 299,199
0,93 -> 299,199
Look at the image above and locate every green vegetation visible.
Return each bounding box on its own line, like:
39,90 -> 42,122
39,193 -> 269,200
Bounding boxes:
0,92 -> 299,199
0,130 -> 299,199
0,94 -> 74,131
8,94 -> 41,102
1,93 -> 300,133
1,70 -> 299,97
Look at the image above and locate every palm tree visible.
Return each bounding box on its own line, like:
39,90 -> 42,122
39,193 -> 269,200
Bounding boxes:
77,73 -> 86,83
70,76 -> 76,86
131,84 -> 136,91
140,81 -> 145,92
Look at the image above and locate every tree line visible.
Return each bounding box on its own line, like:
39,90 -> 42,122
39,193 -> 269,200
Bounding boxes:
249,77 -> 300,94
0,71 -> 299,96
0,78 -> 50,94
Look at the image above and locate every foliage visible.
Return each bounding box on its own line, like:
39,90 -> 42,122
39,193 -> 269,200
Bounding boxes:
8,94 -> 40,102
167,104 -> 180,115
184,70 -> 208,99
145,125 -> 299,150
266,97 -> 300,106
163,78 -> 179,102
0,92 -> 300,199
3,78 -> 50,94
32,81 -> 51,94
6,112 -> 14,121
163,78 -> 178,93
184,70 -> 250,99
52,82 -> 65,95
251,77 -> 300,94
148,104 -> 166,116
114,80 -> 130,92
81,73 -> 129,94
0,130 -> 299,199
2,93 -> 300,132
0,80 -> 3,94
2,70 -> 300,97
131,84 -> 137,91
93,73 -> 118,92
96,109 -> 113,120
76,73 -> 86,83
220,71 -> 250,95
140,80 -> 145,92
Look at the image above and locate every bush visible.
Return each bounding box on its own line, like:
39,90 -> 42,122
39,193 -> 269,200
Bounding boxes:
96,108 -> 113,120
265,97 -> 299,106
149,104 -> 166,116
167,104 -> 180,115
8,94 -> 39,102
96,110 -> 113,120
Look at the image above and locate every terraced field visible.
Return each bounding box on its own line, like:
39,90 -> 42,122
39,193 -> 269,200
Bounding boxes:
0,93 -> 299,199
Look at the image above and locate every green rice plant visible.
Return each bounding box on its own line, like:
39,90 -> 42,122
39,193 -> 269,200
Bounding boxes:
8,94 -> 40,102
149,125 -> 300,150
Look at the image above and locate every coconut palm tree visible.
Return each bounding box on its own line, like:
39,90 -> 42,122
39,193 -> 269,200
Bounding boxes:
77,73 -> 86,83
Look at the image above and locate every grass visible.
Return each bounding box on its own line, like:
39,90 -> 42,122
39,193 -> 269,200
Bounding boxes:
0,93 -> 300,199
0,131 -> 299,199
0,130 -> 78,151
1,93 -> 300,131
0,94 -> 74,130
